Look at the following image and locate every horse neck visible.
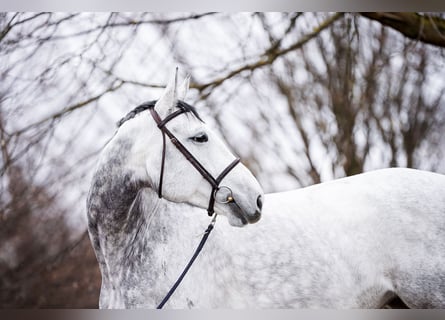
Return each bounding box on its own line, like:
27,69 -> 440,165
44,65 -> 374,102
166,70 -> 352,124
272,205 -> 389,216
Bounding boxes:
88,113 -> 157,226
86,118 -> 155,283
86,120 -> 209,293
87,153 -> 209,308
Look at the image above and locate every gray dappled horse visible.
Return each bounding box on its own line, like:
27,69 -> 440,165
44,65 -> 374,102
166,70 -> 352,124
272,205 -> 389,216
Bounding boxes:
87,72 -> 445,308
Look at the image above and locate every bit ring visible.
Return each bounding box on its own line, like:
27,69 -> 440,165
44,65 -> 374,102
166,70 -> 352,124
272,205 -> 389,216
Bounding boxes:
214,186 -> 234,204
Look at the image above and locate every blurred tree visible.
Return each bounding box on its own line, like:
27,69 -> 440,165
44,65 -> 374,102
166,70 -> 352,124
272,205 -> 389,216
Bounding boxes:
0,90 -> 101,307
164,12 -> 444,187
0,12 -> 444,308
261,15 -> 445,183
360,12 -> 445,48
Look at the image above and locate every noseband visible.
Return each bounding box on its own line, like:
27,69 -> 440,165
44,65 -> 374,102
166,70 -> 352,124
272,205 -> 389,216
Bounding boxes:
147,104 -> 240,216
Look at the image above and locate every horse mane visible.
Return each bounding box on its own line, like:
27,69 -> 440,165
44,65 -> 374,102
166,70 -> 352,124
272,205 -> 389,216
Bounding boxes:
117,100 -> 203,128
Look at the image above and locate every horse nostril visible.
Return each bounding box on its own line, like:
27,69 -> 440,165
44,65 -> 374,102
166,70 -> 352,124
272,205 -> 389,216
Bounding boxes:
256,195 -> 263,211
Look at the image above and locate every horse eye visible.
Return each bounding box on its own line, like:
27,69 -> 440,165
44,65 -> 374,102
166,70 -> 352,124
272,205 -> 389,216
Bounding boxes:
191,133 -> 208,143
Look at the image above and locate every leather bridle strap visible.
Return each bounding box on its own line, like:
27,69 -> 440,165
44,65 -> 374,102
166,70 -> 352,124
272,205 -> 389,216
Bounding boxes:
156,214 -> 216,309
147,103 -> 240,308
148,106 -> 240,216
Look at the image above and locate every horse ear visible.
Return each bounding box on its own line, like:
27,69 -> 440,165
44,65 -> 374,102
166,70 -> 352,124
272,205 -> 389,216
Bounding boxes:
155,68 -> 179,117
177,75 -> 190,101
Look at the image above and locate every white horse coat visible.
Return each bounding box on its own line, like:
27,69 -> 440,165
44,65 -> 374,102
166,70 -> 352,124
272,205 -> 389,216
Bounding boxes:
86,73 -> 445,309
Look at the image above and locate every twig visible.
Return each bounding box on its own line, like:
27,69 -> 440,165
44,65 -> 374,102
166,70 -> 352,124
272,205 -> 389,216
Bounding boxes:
193,13 -> 344,95
11,81 -> 124,137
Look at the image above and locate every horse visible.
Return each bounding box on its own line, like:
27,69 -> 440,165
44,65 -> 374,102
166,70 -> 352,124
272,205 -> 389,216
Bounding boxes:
86,71 -> 445,309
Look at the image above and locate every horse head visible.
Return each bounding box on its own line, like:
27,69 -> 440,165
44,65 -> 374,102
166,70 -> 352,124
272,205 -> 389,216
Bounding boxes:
118,69 -> 264,227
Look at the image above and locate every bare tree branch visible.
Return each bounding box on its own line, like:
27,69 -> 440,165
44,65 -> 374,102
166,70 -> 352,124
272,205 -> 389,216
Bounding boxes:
193,13 -> 345,95
360,12 -> 445,48
37,13 -> 218,42
275,75 -> 322,184
11,81 -> 124,138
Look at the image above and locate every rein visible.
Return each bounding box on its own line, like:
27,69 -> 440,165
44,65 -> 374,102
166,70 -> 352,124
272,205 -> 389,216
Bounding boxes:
156,214 -> 217,309
146,103 -> 240,308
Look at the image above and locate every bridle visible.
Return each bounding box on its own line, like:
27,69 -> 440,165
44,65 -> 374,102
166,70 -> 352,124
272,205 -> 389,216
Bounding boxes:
147,104 -> 240,216
144,102 -> 240,308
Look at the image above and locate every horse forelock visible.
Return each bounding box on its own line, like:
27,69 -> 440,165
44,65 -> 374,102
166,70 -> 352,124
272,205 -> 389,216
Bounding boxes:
116,100 -> 203,128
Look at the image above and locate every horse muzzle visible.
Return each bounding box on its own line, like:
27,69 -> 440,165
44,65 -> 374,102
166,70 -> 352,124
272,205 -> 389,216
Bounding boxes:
230,193 -> 263,225
247,194 -> 263,223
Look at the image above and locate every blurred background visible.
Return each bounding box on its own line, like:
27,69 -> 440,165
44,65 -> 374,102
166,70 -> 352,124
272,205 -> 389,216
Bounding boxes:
0,12 -> 444,308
